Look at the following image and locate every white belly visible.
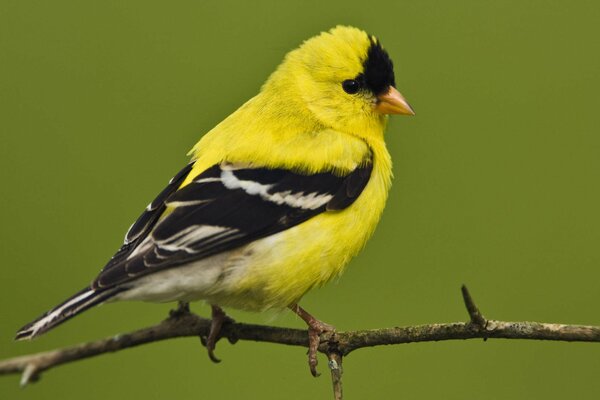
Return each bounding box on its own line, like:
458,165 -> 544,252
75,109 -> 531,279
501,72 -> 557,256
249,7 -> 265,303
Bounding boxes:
113,250 -> 241,303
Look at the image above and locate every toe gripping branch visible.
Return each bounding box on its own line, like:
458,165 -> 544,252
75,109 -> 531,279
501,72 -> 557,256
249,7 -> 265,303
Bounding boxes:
200,305 -> 235,363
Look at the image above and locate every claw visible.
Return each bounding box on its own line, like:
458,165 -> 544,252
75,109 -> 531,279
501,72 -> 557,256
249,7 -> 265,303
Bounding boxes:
206,342 -> 221,364
290,304 -> 336,377
202,305 -> 233,364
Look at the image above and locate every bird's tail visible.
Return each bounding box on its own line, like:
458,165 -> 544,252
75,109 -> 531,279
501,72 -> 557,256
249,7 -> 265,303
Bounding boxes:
15,286 -> 121,341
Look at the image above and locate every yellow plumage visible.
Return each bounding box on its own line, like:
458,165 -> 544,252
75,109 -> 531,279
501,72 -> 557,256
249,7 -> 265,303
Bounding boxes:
17,25 -> 414,373
181,26 -> 393,310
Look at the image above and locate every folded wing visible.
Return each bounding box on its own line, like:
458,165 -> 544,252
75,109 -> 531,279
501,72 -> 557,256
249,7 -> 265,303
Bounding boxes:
93,160 -> 373,289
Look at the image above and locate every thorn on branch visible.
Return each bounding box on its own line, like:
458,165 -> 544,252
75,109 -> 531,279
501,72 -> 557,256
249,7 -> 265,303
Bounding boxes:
20,364 -> 40,387
461,285 -> 487,329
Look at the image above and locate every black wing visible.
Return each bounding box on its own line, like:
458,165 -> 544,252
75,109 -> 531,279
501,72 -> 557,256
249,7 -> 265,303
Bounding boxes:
100,162 -> 195,271
93,160 -> 373,289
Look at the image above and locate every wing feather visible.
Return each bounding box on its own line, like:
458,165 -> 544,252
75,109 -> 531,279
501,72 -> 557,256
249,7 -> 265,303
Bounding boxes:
93,160 -> 372,289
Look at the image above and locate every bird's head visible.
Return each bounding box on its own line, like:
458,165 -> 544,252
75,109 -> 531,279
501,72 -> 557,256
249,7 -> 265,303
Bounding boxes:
263,26 -> 414,139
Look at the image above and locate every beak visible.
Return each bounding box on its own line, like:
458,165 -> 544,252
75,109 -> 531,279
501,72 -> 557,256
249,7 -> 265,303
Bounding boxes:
375,86 -> 415,115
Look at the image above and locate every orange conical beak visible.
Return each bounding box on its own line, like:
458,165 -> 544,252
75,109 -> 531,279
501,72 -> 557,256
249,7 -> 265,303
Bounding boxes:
375,86 -> 415,115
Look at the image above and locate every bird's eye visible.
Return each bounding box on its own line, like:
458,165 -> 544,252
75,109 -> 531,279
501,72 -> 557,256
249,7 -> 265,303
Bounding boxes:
342,79 -> 361,94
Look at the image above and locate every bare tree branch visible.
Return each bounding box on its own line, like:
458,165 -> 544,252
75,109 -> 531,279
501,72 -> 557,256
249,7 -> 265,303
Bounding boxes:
1,286 -> 599,399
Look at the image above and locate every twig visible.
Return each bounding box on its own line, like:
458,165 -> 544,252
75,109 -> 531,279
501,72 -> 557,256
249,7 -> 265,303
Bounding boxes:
461,284 -> 487,328
1,286 -> 599,400
328,352 -> 343,400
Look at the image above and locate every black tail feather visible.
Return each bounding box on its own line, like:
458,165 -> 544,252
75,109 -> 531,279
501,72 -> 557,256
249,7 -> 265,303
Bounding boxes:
15,287 -> 121,340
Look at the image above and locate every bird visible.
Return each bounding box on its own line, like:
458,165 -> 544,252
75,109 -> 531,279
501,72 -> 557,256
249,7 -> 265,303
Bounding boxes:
15,25 -> 414,376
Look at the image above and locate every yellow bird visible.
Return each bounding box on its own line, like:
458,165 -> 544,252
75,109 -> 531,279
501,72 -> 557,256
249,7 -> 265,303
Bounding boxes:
16,25 -> 414,375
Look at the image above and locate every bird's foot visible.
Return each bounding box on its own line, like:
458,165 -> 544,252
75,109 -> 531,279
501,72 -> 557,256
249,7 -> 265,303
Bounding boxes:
306,319 -> 336,377
169,301 -> 190,318
200,305 -> 233,363
290,304 -> 336,377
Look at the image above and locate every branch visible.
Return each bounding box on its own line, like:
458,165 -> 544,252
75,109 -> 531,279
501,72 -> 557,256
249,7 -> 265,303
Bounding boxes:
1,286 -> 599,399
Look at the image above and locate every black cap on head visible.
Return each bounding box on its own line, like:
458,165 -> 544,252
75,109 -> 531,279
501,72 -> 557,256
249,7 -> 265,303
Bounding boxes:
362,38 -> 396,95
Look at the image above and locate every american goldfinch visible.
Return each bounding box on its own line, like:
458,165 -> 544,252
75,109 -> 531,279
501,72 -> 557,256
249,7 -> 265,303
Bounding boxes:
16,25 -> 414,376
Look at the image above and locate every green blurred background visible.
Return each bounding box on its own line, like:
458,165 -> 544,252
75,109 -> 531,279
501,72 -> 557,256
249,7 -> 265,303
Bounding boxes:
1,0 -> 599,398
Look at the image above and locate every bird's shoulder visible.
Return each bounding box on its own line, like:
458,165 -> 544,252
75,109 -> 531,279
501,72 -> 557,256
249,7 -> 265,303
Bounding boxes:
189,100 -> 373,179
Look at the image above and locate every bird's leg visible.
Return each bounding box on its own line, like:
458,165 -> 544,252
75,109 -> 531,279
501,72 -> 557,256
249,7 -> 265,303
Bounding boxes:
169,301 -> 190,318
201,305 -> 232,364
290,304 -> 336,377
